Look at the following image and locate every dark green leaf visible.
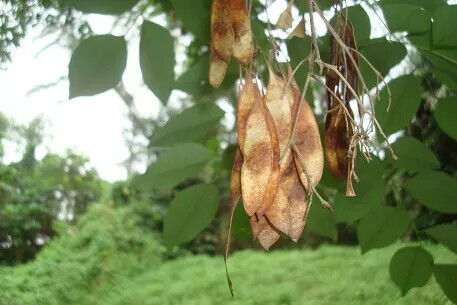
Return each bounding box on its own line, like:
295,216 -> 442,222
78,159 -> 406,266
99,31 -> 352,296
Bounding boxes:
171,0 -> 211,43
424,224 -> 457,254
391,137 -> 440,172
357,206 -> 409,254
382,3 -> 431,34
422,50 -> 457,91
435,97 -> 457,141
149,103 -> 224,147
405,171 -> 457,213
231,201 -> 251,241
163,183 -> 220,247
381,0 -> 446,14
434,264 -> 457,304
221,144 -> 237,171
307,202 -> 337,241
376,75 -> 422,136
433,5 -> 457,47
333,157 -> 385,223
133,143 -> 212,192
140,21 -> 175,104
296,0 -> 333,14
359,39 -> 407,89
60,0 -> 139,15
175,56 -> 210,96
69,35 -> 127,98
389,246 -> 434,296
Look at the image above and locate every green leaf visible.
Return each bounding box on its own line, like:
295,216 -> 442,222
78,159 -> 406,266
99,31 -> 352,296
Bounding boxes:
390,137 -> 440,172
357,206 -> 409,254
433,5 -> 457,47
406,171 -> 457,213
434,264 -> 457,304
389,246 -> 434,296
359,39 -> 407,89
60,0 -> 139,15
171,0 -> 211,43
435,97 -> 457,141
382,3 -> 431,34
376,75 -> 422,136
175,56 -> 210,96
231,201 -> 251,241
307,202 -> 337,241
333,157 -> 385,223
163,183 -> 220,247
331,5 -> 371,46
424,224 -> 457,254
149,103 -> 224,147
296,0 -> 333,14
221,144 -> 237,171
68,35 -> 127,98
133,143 -> 212,192
381,0 -> 446,14
140,21 -> 175,104
422,50 -> 457,91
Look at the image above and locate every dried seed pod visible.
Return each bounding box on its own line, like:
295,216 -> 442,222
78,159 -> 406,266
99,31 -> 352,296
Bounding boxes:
227,0 -> 253,65
210,0 -> 234,62
209,44 -> 228,88
275,0 -> 294,30
241,91 -> 280,217
250,215 -> 280,250
230,147 -> 243,206
280,157 -> 309,242
237,74 -> 258,153
291,77 -> 324,190
288,18 -> 306,39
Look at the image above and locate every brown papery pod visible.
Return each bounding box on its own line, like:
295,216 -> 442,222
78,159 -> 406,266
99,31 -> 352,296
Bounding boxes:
210,0 -> 234,62
290,75 -> 324,190
250,215 -> 280,250
275,0 -> 294,30
324,97 -> 354,180
237,73 -> 257,153
227,0 -> 253,65
264,68 -> 295,234
209,44 -> 228,88
281,157 -> 309,242
288,18 -> 306,39
241,83 -> 280,218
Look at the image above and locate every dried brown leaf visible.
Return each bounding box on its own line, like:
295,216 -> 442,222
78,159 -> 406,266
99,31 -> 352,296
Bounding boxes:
230,147 -> 243,206
250,215 -> 280,250
211,0 -> 234,62
227,0 -> 253,65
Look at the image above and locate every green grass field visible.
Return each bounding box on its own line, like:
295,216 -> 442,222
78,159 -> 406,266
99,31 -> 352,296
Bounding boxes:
113,244 -> 455,305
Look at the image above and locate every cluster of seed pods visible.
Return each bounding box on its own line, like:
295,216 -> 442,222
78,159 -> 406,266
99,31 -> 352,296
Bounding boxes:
230,69 -> 324,250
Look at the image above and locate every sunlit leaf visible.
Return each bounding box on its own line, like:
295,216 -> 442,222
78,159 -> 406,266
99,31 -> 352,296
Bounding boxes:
60,0 -> 139,15
68,35 -> 127,98
434,264 -> 457,304
390,137 -> 440,172
389,246 -> 434,296
405,171 -> 457,213
140,21 -> 175,104
163,183 -> 220,247
149,103 -> 224,147
435,97 -> 457,141
376,75 -> 422,136
357,206 -> 409,254
425,224 -> 457,254
132,143 -> 212,192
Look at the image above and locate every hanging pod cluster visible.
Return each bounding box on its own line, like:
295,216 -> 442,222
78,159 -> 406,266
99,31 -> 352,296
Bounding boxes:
229,68 -> 324,250
324,15 -> 360,196
209,0 -> 253,88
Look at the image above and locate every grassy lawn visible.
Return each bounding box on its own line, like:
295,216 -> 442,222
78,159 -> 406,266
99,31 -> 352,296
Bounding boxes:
115,244 -> 455,305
